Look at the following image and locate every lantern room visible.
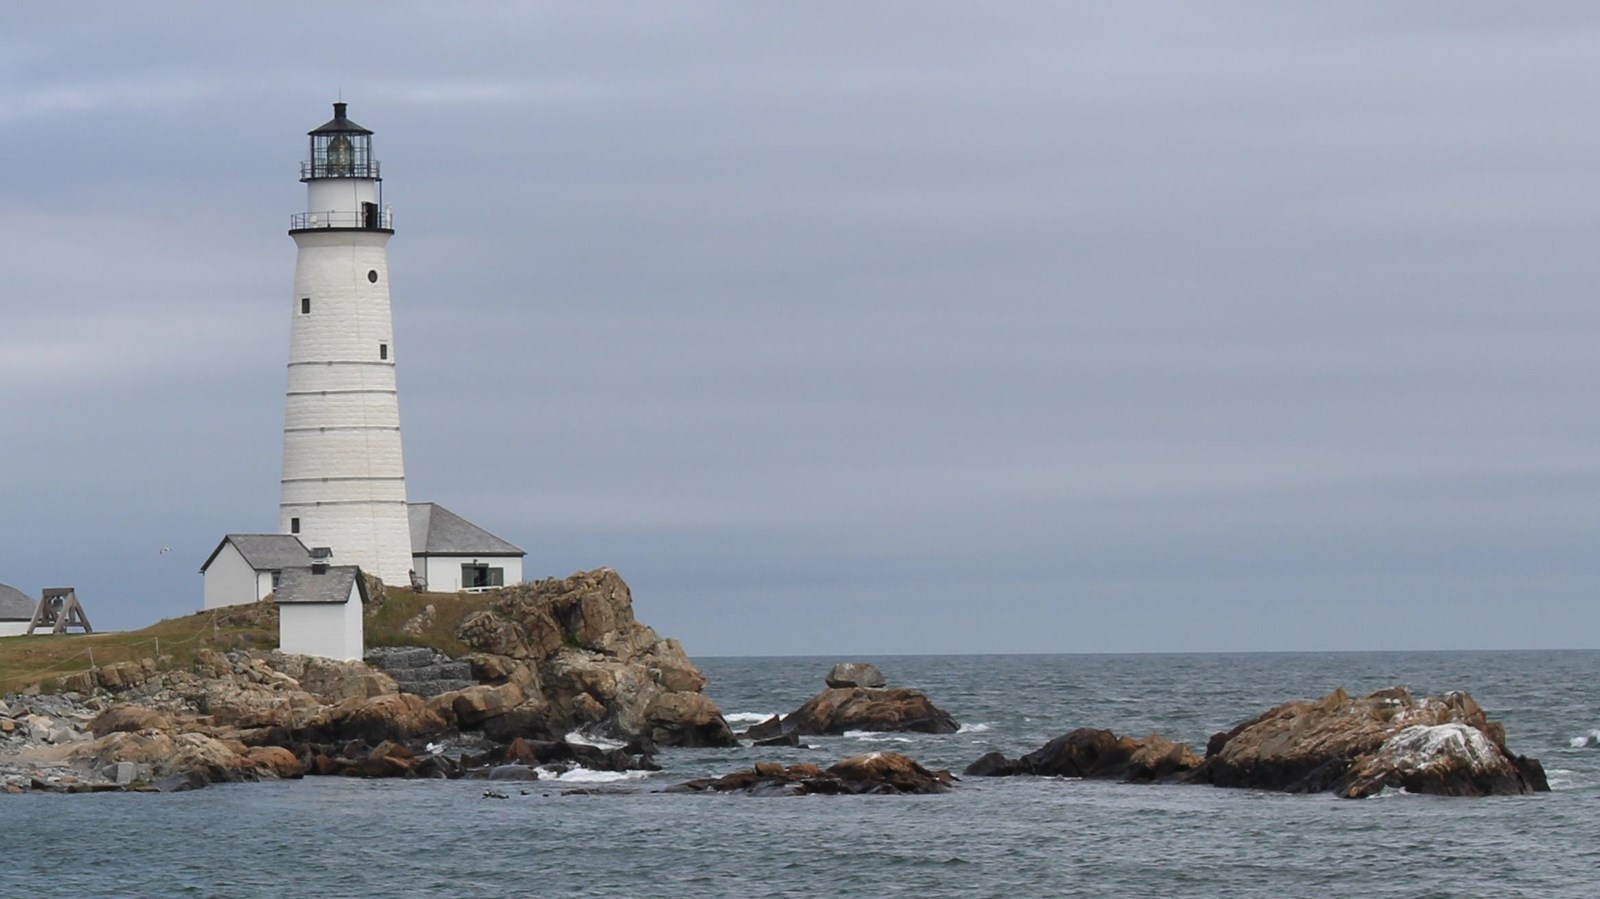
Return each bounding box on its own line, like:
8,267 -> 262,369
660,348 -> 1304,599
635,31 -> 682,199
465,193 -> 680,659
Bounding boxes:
303,101 -> 378,180
292,101 -> 391,232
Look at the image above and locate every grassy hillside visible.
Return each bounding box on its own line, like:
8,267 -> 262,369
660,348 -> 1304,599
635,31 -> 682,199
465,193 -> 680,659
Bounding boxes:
0,588 -> 493,695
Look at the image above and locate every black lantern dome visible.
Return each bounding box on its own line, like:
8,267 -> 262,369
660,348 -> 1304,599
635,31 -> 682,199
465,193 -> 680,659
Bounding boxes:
303,102 -> 379,181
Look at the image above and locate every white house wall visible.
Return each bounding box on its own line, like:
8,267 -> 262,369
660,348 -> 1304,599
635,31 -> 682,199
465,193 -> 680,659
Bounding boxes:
0,621 -> 30,638
279,592 -> 364,661
415,555 -> 523,593
204,544 -> 260,610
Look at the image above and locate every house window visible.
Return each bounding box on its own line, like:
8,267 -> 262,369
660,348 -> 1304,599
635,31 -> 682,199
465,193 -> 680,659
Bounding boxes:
271,571 -> 282,589
462,564 -> 504,589
290,517 -> 300,534
379,343 -> 388,360
301,297 -> 311,314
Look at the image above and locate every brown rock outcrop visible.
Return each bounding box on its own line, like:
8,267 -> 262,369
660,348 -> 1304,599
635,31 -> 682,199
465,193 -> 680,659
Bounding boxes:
1190,686 -> 1548,798
305,693 -> 448,745
749,687 -> 959,738
449,569 -> 736,747
89,705 -> 176,738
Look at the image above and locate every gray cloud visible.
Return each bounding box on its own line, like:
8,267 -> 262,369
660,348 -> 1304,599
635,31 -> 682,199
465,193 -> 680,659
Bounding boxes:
3,3 -> 1597,654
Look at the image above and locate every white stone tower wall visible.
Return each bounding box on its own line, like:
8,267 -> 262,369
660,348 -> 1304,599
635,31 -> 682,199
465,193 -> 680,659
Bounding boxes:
280,228 -> 412,585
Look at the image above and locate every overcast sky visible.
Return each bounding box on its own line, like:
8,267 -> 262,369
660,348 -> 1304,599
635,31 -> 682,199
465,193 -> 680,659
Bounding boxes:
2,3 -> 1596,655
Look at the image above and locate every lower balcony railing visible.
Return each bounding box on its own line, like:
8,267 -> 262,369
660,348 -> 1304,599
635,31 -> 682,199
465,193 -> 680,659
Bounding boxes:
290,209 -> 393,230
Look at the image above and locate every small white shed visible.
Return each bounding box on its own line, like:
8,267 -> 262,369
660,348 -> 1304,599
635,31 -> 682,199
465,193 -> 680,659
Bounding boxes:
275,564 -> 367,661
200,535 -> 313,610
0,582 -> 33,637
408,502 -> 525,592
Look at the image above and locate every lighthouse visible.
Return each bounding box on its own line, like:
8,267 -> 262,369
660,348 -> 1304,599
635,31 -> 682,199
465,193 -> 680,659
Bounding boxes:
278,102 -> 412,585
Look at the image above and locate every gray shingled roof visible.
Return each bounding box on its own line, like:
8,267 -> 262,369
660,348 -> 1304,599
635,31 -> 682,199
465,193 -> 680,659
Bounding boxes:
201,535 -> 311,574
0,582 -> 35,620
275,565 -> 367,604
408,503 -> 524,556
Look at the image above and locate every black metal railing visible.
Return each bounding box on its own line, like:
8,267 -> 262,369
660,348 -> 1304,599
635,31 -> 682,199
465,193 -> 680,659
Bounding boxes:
301,159 -> 381,180
290,208 -> 394,230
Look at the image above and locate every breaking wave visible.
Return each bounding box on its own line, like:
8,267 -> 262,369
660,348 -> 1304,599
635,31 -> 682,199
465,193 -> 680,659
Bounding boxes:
535,766 -> 654,784
1567,729 -> 1600,749
842,730 -> 913,743
563,730 -> 626,751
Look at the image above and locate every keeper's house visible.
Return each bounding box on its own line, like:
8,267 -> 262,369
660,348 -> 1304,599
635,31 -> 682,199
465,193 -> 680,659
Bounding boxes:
407,503 -> 524,592
200,535 -> 313,610
1,582 -> 34,637
202,505 -> 523,608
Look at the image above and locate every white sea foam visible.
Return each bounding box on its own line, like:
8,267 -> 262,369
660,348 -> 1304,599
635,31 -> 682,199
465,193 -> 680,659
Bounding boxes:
842,730 -> 913,743
725,712 -> 778,726
1567,729 -> 1600,749
536,765 -> 653,784
956,723 -> 992,734
563,730 -> 626,751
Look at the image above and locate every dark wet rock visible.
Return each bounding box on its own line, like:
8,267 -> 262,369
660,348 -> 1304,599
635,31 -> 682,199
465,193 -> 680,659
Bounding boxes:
964,730 -> 1201,782
962,750 -> 1022,778
825,662 -> 886,689
670,752 -> 955,796
743,715 -> 785,741
753,732 -> 803,748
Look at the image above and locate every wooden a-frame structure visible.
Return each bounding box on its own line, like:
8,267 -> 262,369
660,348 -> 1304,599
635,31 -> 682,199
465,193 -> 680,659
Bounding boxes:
26,587 -> 93,635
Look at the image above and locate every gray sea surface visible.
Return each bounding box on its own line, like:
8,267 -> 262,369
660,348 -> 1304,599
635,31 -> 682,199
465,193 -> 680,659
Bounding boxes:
3,651 -> 1597,897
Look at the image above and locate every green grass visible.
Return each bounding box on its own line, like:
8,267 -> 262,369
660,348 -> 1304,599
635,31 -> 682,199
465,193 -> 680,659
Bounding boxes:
0,588 -> 495,695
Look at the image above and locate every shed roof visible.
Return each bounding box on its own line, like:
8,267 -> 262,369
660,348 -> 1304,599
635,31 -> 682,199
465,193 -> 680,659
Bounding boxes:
275,565 -> 368,605
0,582 -> 34,620
200,534 -> 312,574
409,503 -> 524,557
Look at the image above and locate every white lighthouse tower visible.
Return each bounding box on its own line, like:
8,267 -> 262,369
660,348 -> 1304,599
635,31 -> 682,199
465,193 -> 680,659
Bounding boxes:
278,102 -> 412,585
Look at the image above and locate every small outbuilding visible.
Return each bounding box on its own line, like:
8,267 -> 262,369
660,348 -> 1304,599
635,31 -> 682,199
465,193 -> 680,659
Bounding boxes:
0,582 -> 34,637
200,535 -> 313,610
275,563 -> 367,661
408,502 -> 525,592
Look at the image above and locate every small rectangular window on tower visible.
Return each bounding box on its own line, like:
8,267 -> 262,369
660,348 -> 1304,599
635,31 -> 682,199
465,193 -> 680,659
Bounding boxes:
379,343 -> 389,360
290,517 -> 300,534
301,297 -> 310,314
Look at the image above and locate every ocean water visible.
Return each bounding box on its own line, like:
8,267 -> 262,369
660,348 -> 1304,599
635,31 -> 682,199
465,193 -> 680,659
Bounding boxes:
4,651 -> 1598,898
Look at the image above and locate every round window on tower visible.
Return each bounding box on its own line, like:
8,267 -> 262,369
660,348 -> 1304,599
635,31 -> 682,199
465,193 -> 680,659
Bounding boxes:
367,270 -> 379,283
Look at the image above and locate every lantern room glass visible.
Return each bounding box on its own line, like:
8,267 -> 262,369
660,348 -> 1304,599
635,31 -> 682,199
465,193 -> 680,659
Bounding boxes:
307,131 -> 375,179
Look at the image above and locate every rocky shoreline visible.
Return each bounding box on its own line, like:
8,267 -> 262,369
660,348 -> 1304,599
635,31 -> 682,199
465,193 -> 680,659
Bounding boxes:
0,574 -> 1555,800
2,569 -> 731,793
